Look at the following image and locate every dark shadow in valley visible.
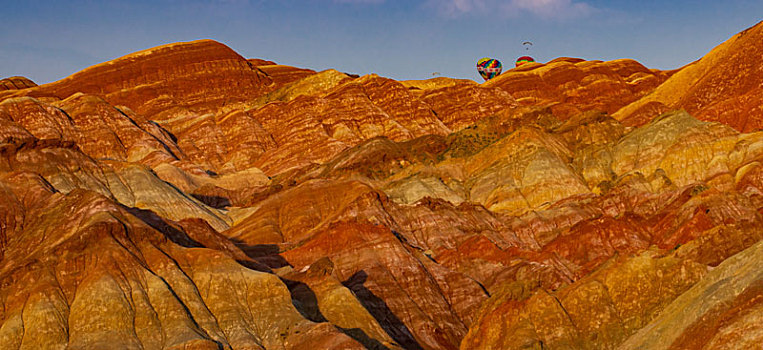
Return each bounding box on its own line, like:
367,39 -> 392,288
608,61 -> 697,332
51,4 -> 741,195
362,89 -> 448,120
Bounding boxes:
336,326 -> 390,350
124,206 -> 204,248
281,276 -> 392,350
281,277 -> 327,323
233,259 -> 273,273
191,194 -> 231,209
229,238 -> 291,269
342,270 -> 423,350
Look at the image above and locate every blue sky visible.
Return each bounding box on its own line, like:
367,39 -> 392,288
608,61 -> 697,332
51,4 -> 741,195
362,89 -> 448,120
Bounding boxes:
1,0 -> 761,84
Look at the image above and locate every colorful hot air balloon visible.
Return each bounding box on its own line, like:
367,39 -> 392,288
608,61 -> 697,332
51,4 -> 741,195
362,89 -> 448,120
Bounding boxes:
515,56 -> 535,67
476,58 -> 502,81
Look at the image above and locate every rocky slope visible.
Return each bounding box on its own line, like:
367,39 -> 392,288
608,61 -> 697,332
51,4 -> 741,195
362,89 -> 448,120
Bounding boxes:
614,21 -> 763,132
484,57 -> 674,120
0,21 -> 762,350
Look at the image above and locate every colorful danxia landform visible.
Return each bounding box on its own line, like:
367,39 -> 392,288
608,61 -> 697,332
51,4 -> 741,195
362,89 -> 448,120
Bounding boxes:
0,20 -> 762,350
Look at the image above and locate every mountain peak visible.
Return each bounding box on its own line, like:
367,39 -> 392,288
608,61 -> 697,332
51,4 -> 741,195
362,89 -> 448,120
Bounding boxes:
614,20 -> 763,131
1,39 -> 274,116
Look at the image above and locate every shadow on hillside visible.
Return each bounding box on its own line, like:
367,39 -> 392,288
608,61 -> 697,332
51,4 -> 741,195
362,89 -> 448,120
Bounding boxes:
281,277 -> 392,350
337,326 -> 390,350
124,207 -> 395,349
191,193 -> 231,209
228,238 -> 292,269
281,278 -> 328,323
343,270 -> 423,350
124,206 -> 204,248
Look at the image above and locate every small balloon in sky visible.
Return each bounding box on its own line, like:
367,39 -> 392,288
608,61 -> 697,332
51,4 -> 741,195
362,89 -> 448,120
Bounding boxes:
515,56 -> 535,67
476,58 -> 502,81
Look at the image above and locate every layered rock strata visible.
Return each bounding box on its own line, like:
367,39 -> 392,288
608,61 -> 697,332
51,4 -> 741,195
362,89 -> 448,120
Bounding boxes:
1,22 -> 762,349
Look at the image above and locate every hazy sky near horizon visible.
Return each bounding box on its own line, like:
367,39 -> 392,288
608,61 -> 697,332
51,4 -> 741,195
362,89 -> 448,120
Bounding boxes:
1,0 -> 761,84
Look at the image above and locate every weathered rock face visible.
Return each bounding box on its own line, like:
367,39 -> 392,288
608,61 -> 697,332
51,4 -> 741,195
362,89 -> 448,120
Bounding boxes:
485,57 -> 673,120
615,20 -> 763,132
461,249 -> 709,350
404,78 -> 518,130
246,74 -> 454,175
1,23 -> 762,350
620,239 -> 763,350
0,185 -> 360,350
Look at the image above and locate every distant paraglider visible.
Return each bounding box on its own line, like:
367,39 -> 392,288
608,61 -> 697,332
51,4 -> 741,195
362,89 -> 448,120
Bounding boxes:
515,56 -> 535,67
516,40 -> 535,67
476,58 -> 502,81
